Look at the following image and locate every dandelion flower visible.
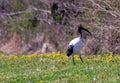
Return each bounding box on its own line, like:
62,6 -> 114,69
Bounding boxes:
74,54 -> 80,60
107,52 -> 113,62
52,52 -> 56,58
56,51 -> 60,56
75,74 -> 80,78
0,54 -> 5,59
9,55 -> 18,59
20,55 -> 25,59
27,54 -> 37,58
50,66 -> 55,71
40,80 -> 44,83
95,55 -> 100,61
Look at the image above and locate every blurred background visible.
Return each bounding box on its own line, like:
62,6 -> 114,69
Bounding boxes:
0,0 -> 119,54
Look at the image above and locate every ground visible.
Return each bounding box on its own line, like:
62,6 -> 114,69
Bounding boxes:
0,52 -> 120,83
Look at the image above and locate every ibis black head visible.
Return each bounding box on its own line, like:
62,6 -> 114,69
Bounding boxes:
78,24 -> 92,37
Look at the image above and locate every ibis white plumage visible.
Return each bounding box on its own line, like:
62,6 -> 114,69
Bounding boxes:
66,25 -> 92,64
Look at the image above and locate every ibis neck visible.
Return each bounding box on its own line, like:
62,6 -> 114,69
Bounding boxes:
80,33 -> 82,38
79,30 -> 82,38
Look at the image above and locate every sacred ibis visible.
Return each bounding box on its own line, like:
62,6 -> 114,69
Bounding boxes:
66,25 -> 92,64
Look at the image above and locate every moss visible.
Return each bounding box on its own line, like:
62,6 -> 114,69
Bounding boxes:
10,0 -> 26,12
16,13 -> 34,29
66,30 -> 73,41
53,15 -> 62,23
83,1 -> 93,8
97,11 -> 114,22
79,13 -> 86,17
17,19 -> 33,29
8,28 -> 19,33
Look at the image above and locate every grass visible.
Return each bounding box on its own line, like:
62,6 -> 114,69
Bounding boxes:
0,52 -> 120,83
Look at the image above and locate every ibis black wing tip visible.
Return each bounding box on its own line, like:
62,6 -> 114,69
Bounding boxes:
66,45 -> 74,57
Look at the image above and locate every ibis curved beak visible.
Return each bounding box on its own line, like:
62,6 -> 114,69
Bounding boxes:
78,25 -> 92,36
82,27 -> 92,36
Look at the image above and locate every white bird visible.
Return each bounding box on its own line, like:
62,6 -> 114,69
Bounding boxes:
66,25 -> 92,64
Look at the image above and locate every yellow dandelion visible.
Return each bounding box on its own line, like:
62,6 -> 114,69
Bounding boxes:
39,80 -> 44,83
52,52 -> 56,58
57,58 -> 62,62
4,76 -> 9,79
75,74 -> 80,78
109,52 -> 113,58
101,71 -> 105,78
95,57 -> 99,61
0,54 -> 5,59
20,55 -> 25,59
109,52 -> 113,56
107,52 -> 113,62
27,55 -> 30,58
101,72 -> 105,75
0,75 -> 9,79
56,51 -> 60,56
46,53 -> 51,57
9,55 -> 18,59
74,55 -> 80,61
27,54 -> 37,58
38,54 -> 43,57
95,55 -> 100,61
52,81 -> 55,83
50,67 -> 55,71
107,58 -> 112,62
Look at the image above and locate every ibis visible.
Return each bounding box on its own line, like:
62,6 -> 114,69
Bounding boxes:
66,25 -> 92,64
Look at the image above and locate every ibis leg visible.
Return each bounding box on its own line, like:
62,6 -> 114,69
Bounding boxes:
79,54 -> 84,63
72,55 -> 75,65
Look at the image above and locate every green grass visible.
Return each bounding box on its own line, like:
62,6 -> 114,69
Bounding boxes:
0,53 -> 120,83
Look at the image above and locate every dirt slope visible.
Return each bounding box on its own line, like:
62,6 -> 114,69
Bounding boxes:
0,0 -> 119,54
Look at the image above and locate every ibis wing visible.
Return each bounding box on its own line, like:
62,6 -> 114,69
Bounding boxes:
66,45 -> 74,57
